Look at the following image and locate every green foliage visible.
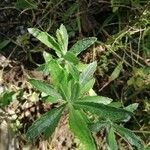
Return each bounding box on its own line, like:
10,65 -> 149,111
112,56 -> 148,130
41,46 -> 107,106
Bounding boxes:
74,101 -> 131,121
127,67 -> 150,89
26,24 -> 144,149
0,91 -> 15,107
0,40 -> 10,50
109,61 -> 123,82
56,24 -> 68,54
28,79 -> 62,102
113,124 -> 144,149
69,107 -> 96,150
28,28 -> 61,54
26,105 -> 65,141
111,0 -> 146,12
106,126 -> 118,150
69,37 -> 97,56
79,61 -> 97,85
90,120 -> 144,149
15,0 -> 37,10
77,96 -> 113,105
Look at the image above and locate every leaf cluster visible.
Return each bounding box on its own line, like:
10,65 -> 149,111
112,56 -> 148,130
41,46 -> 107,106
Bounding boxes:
26,24 -> 144,150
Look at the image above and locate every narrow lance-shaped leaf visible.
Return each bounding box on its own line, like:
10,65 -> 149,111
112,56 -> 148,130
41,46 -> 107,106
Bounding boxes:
74,101 -> 131,121
109,62 -> 123,82
80,61 -> 97,85
67,62 -> 80,81
56,24 -> 68,54
26,105 -> 65,141
0,40 -> 10,50
77,96 -> 113,105
47,59 -> 67,87
80,78 -> 95,95
113,124 -> 144,149
106,127 -> 118,150
28,79 -> 62,101
28,28 -> 61,53
70,82 -> 80,101
69,107 -> 96,150
69,37 -> 97,56
47,59 -> 69,100
58,84 -> 69,101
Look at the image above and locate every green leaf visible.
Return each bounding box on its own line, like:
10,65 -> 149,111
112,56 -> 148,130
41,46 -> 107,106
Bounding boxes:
41,95 -> 61,103
67,63 -> 79,81
56,24 -> 68,54
28,79 -> 62,101
80,79 -> 95,95
36,64 -> 49,75
28,28 -> 61,53
74,101 -> 131,121
63,51 -> 79,64
70,82 -> 80,101
123,103 -> 139,122
43,51 -> 52,63
89,89 -> 97,96
77,62 -> 88,72
109,62 -> 123,82
69,37 -> 97,56
26,105 -> 65,141
58,84 -> 69,101
108,102 -> 122,108
78,96 -> 113,105
0,91 -> 15,107
79,61 -> 97,85
15,0 -> 37,10
125,103 -> 139,113
113,124 -> 144,149
69,107 -> 96,150
47,59 -> 67,88
0,40 -> 10,50
48,61 -> 69,100
106,127 -> 118,150
89,121 -> 108,133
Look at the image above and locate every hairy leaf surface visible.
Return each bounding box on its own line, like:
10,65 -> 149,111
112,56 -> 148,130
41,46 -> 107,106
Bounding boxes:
56,24 -> 68,53
28,28 -> 61,53
113,124 -> 144,149
69,37 -> 97,56
80,79 -> 95,95
29,79 -> 62,101
26,105 -> 65,141
74,101 -> 131,121
78,96 -> 113,105
79,61 -> 97,85
106,127 -> 118,150
69,107 -> 96,150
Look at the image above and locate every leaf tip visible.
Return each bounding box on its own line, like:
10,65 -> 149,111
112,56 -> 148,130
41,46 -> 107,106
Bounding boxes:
27,28 -> 33,33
